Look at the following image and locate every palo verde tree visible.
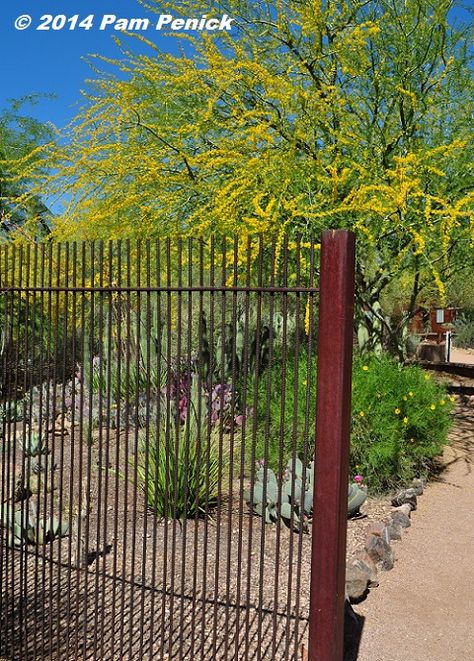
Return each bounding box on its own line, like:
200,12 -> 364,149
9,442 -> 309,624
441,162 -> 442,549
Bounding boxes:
23,0 -> 474,357
0,98 -> 55,240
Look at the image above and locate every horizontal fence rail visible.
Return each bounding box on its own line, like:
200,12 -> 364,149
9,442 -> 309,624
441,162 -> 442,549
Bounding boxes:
0,235 -> 340,661
0,286 -> 319,294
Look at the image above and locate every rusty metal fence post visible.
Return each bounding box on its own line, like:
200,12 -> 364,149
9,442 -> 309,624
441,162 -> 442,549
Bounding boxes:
309,230 -> 356,661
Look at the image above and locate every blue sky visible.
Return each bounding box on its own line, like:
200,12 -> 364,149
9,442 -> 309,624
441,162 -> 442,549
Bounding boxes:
0,0 -> 182,128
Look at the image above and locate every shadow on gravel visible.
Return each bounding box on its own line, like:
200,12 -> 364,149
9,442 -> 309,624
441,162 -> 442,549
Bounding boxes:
0,549 -> 308,660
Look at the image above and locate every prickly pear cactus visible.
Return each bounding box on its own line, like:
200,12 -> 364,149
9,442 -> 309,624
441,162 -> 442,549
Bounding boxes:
244,458 -> 368,532
243,463 -> 280,523
347,483 -> 368,517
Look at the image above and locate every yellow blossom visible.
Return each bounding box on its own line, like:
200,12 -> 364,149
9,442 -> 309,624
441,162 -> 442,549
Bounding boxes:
359,411 -> 365,417
403,417 -> 409,424
430,404 -> 436,410
362,365 -> 369,371
394,408 -> 401,415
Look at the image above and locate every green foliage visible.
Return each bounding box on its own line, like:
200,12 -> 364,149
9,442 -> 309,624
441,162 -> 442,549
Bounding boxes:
248,347 -> 317,469
453,312 -> 474,349
0,292 -> 64,401
0,97 -> 55,238
351,354 -> 454,491
248,349 -> 453,492
132,379 -> 223,519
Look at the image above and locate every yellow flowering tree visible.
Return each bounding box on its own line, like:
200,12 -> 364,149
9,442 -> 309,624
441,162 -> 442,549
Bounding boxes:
10,0 -> 474,357
0,99 -> 55,239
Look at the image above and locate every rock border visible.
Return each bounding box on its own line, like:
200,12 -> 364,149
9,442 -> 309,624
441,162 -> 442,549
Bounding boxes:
345,478 -> 424,602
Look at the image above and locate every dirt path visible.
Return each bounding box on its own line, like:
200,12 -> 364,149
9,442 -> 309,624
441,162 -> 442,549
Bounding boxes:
354,400 -> 474,661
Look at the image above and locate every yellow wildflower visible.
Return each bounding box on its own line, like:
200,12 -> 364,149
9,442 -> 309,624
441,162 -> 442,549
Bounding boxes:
394,408 -> 401,415
362,365 -> 369,372
359,411 -> 365,417
403,417 -> 409,424
430,404 -> 436,410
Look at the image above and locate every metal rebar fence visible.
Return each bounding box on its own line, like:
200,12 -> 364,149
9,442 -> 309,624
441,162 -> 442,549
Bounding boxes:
0,232 -> 355,661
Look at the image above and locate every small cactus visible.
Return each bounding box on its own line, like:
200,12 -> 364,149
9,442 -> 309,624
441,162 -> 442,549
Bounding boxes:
348,482 -> 368,517
244,458 -> 368,532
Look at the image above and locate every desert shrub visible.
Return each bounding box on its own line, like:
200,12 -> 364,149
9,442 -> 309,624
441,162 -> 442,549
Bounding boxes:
351,354 -> 454,491
132,379 -> 224,519
248,351 -> 453,492
453,312 -> 474,350
246,348 -> 317,470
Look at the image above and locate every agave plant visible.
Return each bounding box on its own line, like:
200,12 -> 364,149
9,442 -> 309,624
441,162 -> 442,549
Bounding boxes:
132,376 -> 225,519
20,432 -> 49,458
1,502 -> 69,547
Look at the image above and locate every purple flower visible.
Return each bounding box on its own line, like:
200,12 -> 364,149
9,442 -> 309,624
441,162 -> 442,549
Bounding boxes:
354,474 -> 363,484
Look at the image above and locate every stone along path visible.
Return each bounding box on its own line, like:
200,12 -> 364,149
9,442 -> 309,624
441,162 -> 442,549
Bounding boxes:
355,399 -> 474,661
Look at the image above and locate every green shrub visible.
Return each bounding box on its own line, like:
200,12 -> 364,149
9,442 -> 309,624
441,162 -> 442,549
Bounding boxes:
248,350 -> 453,493
132,381 -> 223,519
351,354 -> 454,491
246,349 -> 317,470
453,312 -> 474,350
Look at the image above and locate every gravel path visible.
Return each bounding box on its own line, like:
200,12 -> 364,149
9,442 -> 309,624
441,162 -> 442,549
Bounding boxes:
355,399 -> 474,661
450,347 -> 474,365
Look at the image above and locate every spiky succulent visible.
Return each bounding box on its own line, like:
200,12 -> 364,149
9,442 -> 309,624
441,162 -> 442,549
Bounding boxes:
20,432 -> 49,458
1,502 -> 68,547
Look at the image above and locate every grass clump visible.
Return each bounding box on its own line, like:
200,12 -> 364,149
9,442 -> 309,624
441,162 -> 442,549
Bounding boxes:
133,379 -> 223,519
